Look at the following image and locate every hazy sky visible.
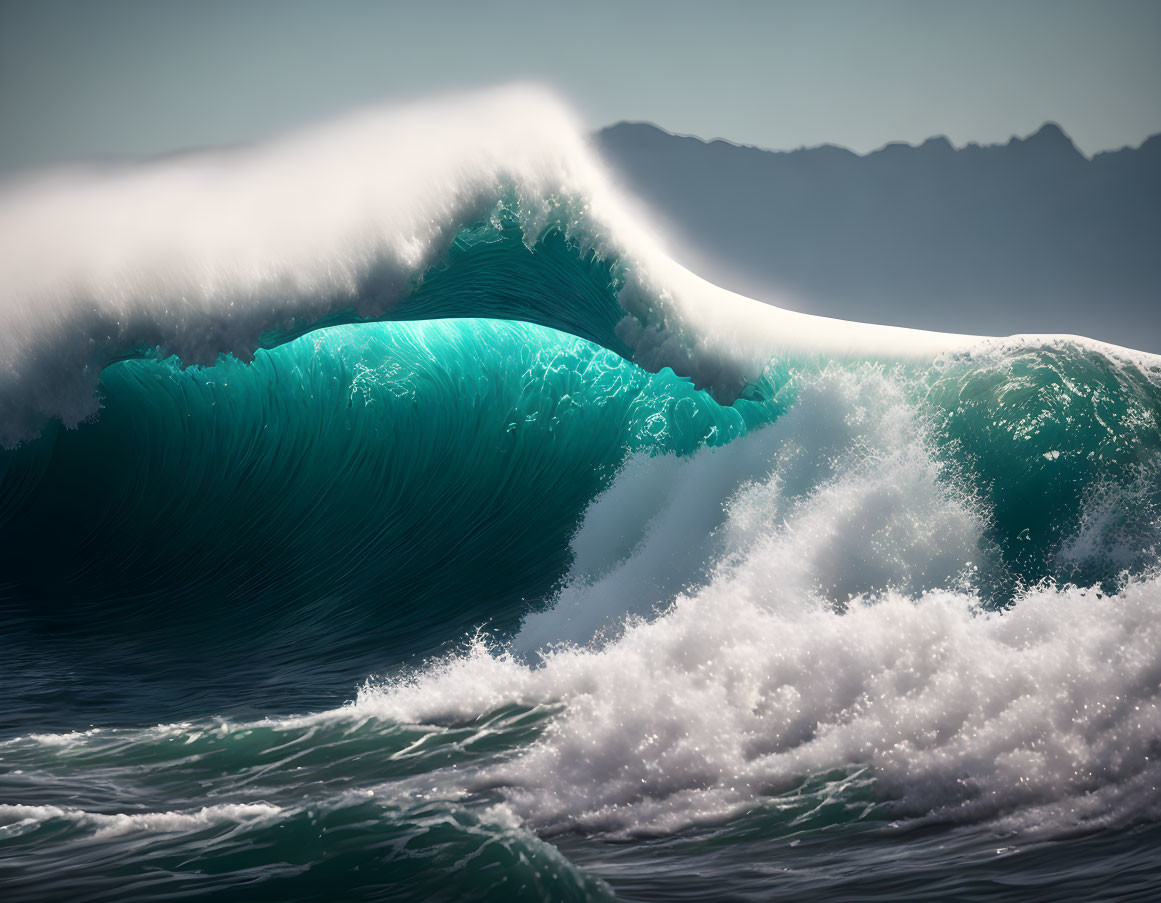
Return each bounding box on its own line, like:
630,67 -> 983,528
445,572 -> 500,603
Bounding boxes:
2,0 -> 1159,174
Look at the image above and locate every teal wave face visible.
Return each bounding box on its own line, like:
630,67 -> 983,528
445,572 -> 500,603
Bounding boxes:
926,344 -> 1161,593
0,318 -> 762,729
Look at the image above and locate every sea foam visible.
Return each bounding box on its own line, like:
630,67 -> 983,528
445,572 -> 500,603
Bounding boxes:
350,370 -> 1161,838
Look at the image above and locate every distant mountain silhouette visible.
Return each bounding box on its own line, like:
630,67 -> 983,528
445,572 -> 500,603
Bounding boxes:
595,122 -> 1161,352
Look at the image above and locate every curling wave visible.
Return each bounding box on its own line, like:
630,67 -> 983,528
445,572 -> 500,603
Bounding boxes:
0,85 -> 987,447
3,86 -> 1161,902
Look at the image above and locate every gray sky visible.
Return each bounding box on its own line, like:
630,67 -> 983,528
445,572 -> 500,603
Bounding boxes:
2,0 -> 1159,174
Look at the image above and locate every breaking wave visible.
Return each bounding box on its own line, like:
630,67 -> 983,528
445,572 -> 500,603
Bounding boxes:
3,86 -> 1161,901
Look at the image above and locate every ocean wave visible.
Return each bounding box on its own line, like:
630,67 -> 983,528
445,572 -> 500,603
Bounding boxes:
3,86 -> 1161,900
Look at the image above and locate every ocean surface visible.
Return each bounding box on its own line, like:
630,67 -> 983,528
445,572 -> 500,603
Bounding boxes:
2,88 -> 1160,901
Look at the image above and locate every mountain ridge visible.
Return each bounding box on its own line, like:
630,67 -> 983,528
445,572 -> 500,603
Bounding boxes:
595,121 -> 1161,350
601,120 -> 1157,163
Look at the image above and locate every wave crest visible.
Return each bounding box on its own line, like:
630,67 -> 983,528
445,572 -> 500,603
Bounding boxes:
0,85 -> 981,445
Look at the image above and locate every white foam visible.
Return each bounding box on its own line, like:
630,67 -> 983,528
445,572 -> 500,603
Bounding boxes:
350,370 -> 1161,838
357,574 -> 1161,841
1057,466 -> 1161,577
516,368 -> 982,649
25,728 -> 104,747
